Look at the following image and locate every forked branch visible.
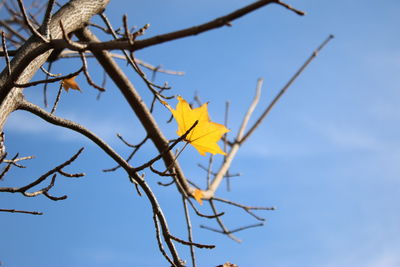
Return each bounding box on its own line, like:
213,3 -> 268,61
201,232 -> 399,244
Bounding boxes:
0,148 -> 84,200
203,34 -> 334,199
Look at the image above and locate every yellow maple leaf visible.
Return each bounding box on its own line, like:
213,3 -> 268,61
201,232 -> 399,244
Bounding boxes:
166,96 -> 229,156
61,75 -> 81,92
193,189 -> 204,205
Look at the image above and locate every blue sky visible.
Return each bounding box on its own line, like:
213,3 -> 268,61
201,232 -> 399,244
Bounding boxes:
1,0 -> 400,266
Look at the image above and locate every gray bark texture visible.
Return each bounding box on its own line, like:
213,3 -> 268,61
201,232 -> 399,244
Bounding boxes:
0,0 -> 110,130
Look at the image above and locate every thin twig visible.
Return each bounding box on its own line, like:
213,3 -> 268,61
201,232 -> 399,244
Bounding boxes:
228,223 -> 264,234
237,78 -> 263,140
0,153 -> 18,180
0,149 -> 84,200
130,0 -> 305,52
54,0 -> 303,52
1,31 -> 11,76
18,99 -> 131,176
40,64 -> 60,77
198,164 -> 241,178
29,1 -> 46,25
59,20 -> 85,50
76,27 -> 193,199
87,21 -> 121,35
17,100 -> 183,265
122,14 -> 133,45
56,51 -> 185,75
142,176 -> 182,266
275,0 -> 306,16
213,197 -> 275,221
16,0 -> 47,42
240,35 -> 334,144
43,190 -> 67,201
15,67 -> 83,88
187,197 -> 224,219
40,0 -> 55,38
0,20 -> 27,42
186,177 -> 201,190
200,222 -> 264,235
99,69 -> 107,99
224,101 -> 231,191
0,143 -> 6,163
131,23 -> 150,40
79,52 -> 106,91
151,165 -> 176,177
58,169 -> 85,178
209,199 -> 241,243
169,234 -> 215,249
159,142 -> 189,175
202,80 -> 263,198
134,121 -> 198,172
3,154 -> 27,163
103,135 -> 148,172
117,133 -> 148,148
132,61 -> 172,93
42,63 -> 52,107
3,155 -> 34,168
51,83 -> 63,114
0,208 -> 43,215
203,35 -> 334,199
157,177 -> 175,186
206,155 -> 213,188
100,13 -> 171,101
183,197 -> 196,267
152,214 -> 175,267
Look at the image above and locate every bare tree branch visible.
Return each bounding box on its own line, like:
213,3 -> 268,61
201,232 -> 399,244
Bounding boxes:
240,34 -> 334,144
0,0 -> 110,129
91,0 -> 305,52
79,52 -> 106,91
14,67 -> 83,88
205,199 -> 241,243
1,31 -> 11,76
213,197 -> 275,222
203,35 -> 334,199
134,121 -> 198,172
0,1 -> 330,266
75,28 -> 192,197
40,0 -> 55,38
0,208 -> 43,215
0,148 -> 84,200
183,197 -> 196,267
17,98 -> 184,266
16,0 -> 48,42
169,234 -> 215,249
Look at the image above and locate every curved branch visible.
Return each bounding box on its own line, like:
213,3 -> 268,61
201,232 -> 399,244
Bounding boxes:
75,28 -> 192,197
17,99 -> 183,266
0,0 -> 110,129
131,0 -> 304,51
18,99 -> 132,172
0,208 -> 43,215
80,0 -> 305,52
203,34 -> 334,199
239,34 -> 334,144
0,148 -> 84,200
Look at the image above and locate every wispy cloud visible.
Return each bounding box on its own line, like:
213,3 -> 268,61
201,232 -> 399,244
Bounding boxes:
321,249 -> 400,267
305,119 -> 383,152
365,252 -> 400,267
240,117 -> 384,159
4,110 -> 140,145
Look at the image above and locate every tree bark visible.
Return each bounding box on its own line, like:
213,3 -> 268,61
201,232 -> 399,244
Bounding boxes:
0,0 -> 110,130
